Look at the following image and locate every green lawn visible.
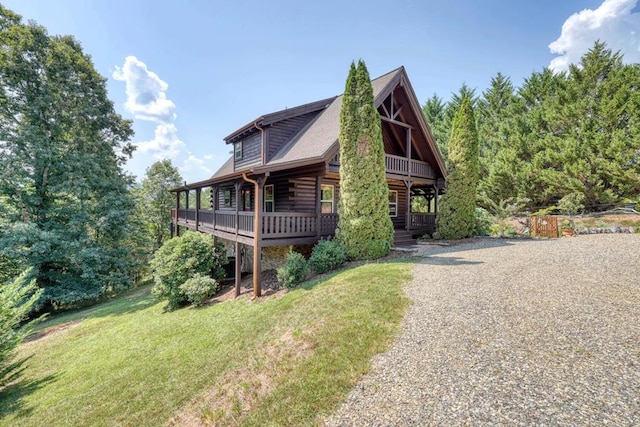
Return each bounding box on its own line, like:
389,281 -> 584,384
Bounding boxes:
0,261 -> 411,426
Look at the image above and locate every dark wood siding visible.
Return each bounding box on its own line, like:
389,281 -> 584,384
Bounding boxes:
266,112 -> 319,161
217,185 -> 237,210
388,183 -> 407,229
264,173 -> 324,214
234,132 -> 262,170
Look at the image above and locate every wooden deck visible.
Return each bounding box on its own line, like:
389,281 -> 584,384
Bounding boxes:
174,209 -> 339,245
174,209 -> 435,246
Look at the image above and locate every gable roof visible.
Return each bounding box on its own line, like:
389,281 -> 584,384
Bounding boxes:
177,66 -> 446,190
253,67 -> 407,173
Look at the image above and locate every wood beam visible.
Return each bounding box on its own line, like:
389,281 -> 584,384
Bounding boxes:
381,116 -> 413,129
392,104 -> 404,120
379,103 -> 391,119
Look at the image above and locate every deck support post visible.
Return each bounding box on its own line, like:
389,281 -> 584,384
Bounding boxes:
235,241 -> 241,297
243,173 -> 266,298
434,185 -> 439,216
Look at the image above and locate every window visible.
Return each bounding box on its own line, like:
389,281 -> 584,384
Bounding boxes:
388,190 -> 398,217
234,140 -> 243,160
321,184 -> 334,213
242,188 -> 251,211
223,189 -> 232,208
264,185 -> 274,212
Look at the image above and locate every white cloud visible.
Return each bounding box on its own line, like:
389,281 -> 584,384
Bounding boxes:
180,153 -> 213,178
113,56 -> 177,123
136,123 -> 186,160
549,0 -> 640,72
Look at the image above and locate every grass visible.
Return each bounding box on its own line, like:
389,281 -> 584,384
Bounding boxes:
0,261 -> 411,427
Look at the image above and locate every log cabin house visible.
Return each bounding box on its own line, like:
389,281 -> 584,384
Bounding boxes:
170,66 -> 447,297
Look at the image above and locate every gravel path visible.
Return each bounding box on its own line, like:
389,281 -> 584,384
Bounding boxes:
326,235 -> 640,426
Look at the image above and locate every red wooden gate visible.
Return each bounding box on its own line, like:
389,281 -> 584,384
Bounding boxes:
531,216 -> 558,238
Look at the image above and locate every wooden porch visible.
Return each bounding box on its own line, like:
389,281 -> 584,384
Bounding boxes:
172,208 -> 435,246
173,209 -> 339,246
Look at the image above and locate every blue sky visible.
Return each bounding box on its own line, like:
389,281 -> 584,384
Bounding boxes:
3,0 -> 640,183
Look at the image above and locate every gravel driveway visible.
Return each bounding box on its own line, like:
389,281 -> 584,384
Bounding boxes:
326,235 -> 640,426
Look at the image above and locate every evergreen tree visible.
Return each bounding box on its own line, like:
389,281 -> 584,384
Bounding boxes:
336,60 -> 394,260
422,94 -> 449,164
436,97 -> 479,239
0,7 -> 137,309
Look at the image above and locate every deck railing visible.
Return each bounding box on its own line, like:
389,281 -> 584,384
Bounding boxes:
409,212 -> 436,230
320,213 -> 339,236
175,209 -> 340,240
324,152 -> 435,179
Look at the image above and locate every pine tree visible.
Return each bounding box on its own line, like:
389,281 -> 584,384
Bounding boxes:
436,97 -> 479,239
336,60 -> 394,259
422,94 -> 450,164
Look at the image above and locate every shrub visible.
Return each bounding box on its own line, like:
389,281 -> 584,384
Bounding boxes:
150,231 -> 226,310
475,207 -> 492,236
309,239 -> 347,274
277,251 -> 309,289
180,274 -> 219,306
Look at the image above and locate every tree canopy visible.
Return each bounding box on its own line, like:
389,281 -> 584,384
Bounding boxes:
133,160 -> 183,250
0,6 -> 138,309
425,41 -> 640,214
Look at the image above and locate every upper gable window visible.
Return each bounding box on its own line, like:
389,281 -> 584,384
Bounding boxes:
234,140 -> 243,160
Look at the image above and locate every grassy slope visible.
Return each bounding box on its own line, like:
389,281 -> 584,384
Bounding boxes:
0,261 -> 411,426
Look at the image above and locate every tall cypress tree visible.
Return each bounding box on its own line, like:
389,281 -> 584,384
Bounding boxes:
436,97 -> 479,239
336,60 -> 394,259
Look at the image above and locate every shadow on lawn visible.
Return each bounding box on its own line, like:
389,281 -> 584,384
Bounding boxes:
33,286 -> 158,336
0,356 -> 57,420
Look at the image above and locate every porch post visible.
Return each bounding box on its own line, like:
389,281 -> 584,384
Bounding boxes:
195,188 -> 201,232
185,190 -> 189,219
212,186 -> 218,232
315,175 -> 322,237
434,185 -> 439,215
406,128 -> 412,178
234,181 -> 242,237
404,180 -> 412,230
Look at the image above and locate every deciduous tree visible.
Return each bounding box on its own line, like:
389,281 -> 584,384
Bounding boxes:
0,6 -> 137,309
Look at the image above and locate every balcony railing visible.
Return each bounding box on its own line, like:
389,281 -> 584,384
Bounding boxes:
330,153 -> 435,179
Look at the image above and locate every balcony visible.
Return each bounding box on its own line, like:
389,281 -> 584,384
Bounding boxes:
329,153 -> 435,180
